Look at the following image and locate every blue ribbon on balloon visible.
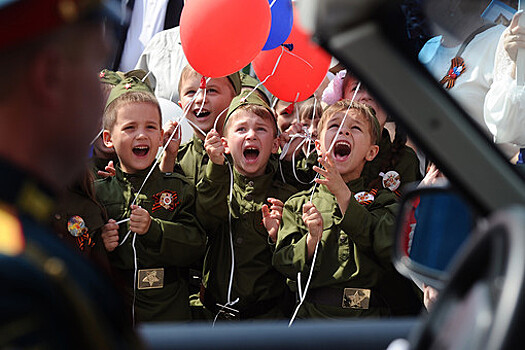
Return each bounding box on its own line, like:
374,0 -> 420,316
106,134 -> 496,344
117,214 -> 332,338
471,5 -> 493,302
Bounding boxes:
262,0 -> 293,51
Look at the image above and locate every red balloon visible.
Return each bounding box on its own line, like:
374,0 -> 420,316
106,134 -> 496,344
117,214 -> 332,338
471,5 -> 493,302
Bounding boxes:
252,10 -> 331,102
180,0 -> 271,78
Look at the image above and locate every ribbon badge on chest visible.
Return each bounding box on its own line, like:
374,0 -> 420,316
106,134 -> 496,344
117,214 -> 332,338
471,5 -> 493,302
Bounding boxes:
380,170 -> 401,192
67,215 -> 94,251
152,190 -> 179,212
354,191 -> 375,205
439,56 -> 466,89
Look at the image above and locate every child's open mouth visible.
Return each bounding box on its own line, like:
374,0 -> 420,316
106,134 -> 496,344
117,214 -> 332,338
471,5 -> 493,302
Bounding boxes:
243,146 -> 260,163
132,146 -> 150,157
333,141 -> 351,161
194,110 -> 211,119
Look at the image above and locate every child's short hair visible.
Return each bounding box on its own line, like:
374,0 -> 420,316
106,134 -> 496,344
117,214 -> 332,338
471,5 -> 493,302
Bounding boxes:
319,100 -> 380,144
103,91 -> 161,131
299,97 -> 323,124
177,64 -> 241,97
225,104 -> 278,137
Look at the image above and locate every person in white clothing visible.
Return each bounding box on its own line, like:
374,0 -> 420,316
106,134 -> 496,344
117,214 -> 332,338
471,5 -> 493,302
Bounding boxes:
484,10 -> 525,147
419,0 -> 520,159
135,26 -> 188,103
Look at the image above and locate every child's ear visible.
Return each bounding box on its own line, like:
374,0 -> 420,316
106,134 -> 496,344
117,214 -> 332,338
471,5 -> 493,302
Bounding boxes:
159,128 -> 164,146
365,144 -> 380,161
271,137 -> 280,154
102,130 -> 113,148
222,137 -> 230,154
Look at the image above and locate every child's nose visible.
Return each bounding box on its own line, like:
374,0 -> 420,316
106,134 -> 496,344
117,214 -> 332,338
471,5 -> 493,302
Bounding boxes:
339,129 -> 350,136
194,89 -> 207,104
247,128 -> 257,138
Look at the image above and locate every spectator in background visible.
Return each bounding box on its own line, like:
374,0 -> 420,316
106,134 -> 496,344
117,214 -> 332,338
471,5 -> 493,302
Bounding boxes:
113,0 -> 184,71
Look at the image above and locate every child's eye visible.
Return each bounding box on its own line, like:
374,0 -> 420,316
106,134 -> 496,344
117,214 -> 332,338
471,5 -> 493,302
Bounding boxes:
185,90 -> 196,96
147,125 -> 158,130
257,127 -> 268,132
352,126 -> 362,132
236,127 -> 246,132
207,88 -> 218,93
328,123 -> 339,129
123,125 -> 134,130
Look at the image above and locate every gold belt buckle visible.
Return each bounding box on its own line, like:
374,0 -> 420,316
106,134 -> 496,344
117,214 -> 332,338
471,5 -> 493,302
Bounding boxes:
342,288 -> 371,309
137,268 -> 164,290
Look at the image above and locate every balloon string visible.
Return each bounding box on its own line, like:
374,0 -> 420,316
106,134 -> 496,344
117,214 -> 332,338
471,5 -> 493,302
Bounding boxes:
284,49 -> 314,69
90,128 -> 104,146
213,106 -> 230,131
269,0 -> 277,8
141,70 -> 152,83
197,77 -> 211,115
327,82 -> 361,154
294,92 -> 300,123
244,46 -> 287,102
116,81 -> 209,246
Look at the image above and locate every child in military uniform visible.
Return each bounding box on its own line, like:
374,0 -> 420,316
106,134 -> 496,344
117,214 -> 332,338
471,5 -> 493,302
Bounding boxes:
97,77 -> 206,323
158,65 -> 241,320
338,71 -> 421,195
159,64 -> 241,184
196,92 -> 297,320
273,100 -> 417,318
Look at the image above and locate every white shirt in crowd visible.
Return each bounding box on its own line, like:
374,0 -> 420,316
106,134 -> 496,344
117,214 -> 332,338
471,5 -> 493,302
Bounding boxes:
419,24 -> 520,158
135,26 -> 188,103
119,0 -> 170,72
484,27 -> 525,147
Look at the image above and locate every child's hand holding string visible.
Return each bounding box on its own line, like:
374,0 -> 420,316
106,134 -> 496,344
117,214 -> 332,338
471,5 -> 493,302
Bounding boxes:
302,201 -> 323,259
313,153 -> 352,214
163,121 -> 182,156
280,122 -> 305,161
262,198 -> 284,244
204,129 -> 226,165
101,219 -> 119,252
130,205 -> 151,235
159,121 -> 181,173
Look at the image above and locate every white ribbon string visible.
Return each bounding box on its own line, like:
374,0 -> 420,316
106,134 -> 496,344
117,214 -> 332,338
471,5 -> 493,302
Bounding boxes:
212,157 -> 240,326
197,77 -> 211,116
109,75 -> 215,328
243,46 -> 287,103
90,128 -> 104,146
289,84 -> 362,326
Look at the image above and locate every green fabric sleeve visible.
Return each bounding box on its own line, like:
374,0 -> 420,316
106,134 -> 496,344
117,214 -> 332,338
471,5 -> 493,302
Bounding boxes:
195,161 -> 231,233
273,199 -> 323,280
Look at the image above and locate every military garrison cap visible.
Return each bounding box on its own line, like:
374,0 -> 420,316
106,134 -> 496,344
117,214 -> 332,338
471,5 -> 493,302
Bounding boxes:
99,69 -> 124,86
227,71 -> 242,96
240,72 -> 271,105
105,76 -> 155,109
224,91 -> 277,130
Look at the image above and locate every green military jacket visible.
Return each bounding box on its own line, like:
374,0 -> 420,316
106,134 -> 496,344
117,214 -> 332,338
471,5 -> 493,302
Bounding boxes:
51,183 -> 111,271
95,164 -> 206,322
196,156 -> 297,319
361,129 -> 421,193
278,151 -> 318,191
176,134 -> 209,185
273,177 -> 400,318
